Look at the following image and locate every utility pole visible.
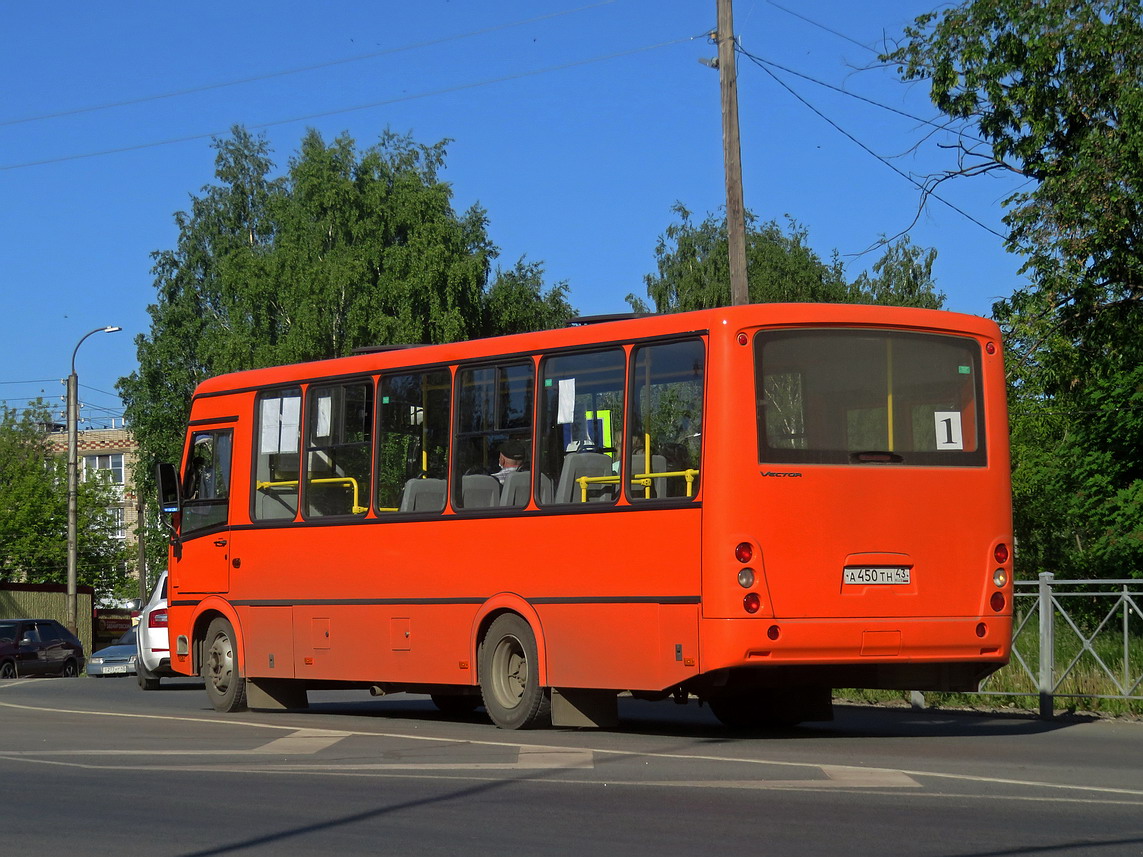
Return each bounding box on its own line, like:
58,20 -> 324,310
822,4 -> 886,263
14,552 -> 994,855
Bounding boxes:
716,0 -> 749,305
137,495 -> 148,605
66,325 -> 121,636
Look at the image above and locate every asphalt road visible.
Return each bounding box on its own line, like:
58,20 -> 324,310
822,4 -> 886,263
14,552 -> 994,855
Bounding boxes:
3,676 -> 1142,856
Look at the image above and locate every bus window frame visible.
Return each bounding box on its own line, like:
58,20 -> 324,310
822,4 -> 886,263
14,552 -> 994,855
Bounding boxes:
537,345 -> 627,509
374,362 -> 454,518
181,427 -> 234,537
451,357 -> 536,513
624,336 -> 707,505
250,386 -> 304,524
302,375 -> 376,521
754,327 -> 988,468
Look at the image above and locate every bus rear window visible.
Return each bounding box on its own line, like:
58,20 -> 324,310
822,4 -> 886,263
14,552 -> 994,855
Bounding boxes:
755,329 -> 986,467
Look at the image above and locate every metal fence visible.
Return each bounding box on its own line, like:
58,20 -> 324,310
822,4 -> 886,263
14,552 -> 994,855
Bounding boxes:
977,574 -> 1143,718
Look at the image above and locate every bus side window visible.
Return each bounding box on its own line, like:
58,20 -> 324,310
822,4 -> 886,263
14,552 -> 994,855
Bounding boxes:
628,339 -> 705,501
538,348 -> 625,506
305,381 -> 374,518
454,362 -> 533,510
377,369 -> 451,515
253,389 -> 301,521
183,429 -> 233,533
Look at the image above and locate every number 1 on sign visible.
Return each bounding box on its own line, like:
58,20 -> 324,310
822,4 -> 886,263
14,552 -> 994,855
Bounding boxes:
934,412 -> 963,450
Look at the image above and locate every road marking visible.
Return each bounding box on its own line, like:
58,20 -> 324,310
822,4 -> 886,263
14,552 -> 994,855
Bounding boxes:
643,766 -> 920,790
251,729 -> 352,755
3,698 -> 1143,799
516,747 -> 595,769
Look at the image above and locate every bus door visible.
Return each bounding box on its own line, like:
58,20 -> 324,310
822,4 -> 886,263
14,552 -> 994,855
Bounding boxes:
176,428 -> 235,595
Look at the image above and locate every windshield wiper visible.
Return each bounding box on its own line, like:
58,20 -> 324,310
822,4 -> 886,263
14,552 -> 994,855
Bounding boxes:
850,450 -> 905,464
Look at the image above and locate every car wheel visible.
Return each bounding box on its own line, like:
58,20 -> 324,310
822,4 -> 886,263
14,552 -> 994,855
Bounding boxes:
0,661 -> 16,679
136,660 -> 161,690
202,617 -> 248,713
59,659 -> 79,678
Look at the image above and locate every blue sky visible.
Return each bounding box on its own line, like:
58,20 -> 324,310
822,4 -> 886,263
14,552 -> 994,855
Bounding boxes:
0,0 -> 1026,427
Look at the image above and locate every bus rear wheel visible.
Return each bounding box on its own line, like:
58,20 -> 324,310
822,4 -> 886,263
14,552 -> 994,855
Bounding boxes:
203,617 -> 248,713
480,614 -> 550,730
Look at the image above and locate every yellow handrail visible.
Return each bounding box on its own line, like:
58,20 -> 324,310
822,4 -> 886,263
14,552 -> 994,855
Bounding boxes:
257,477 -> 368,515
576,469 -> 700,502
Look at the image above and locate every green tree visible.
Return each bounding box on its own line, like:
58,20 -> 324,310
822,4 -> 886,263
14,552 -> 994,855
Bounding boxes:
632,204 -> 944,312
850,235 -> 946,309
885,0 -> 1143,337
119,126 -> 571,572
885,0 -> 1143,579
0,402 -> 128,597
483,258 -> 575,336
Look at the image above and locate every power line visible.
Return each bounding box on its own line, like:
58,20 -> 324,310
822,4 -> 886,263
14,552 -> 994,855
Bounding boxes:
763,0 -> 879,54
741,52 -> 986,146
736,46 -> 1006,241
0,1 -> 619,128
78,383 -> 123,398
1,36 -> 696,172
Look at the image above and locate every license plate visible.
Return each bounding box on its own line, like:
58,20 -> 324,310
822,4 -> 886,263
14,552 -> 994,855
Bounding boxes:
104,665 -> 128,674
843,566 -> 911,585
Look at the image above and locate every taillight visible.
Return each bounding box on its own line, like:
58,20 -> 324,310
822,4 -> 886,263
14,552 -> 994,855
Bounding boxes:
990,592 -> 1006,612
735,542 -> 753,563
743,593 -> 761,613
994,543 -> 1010,564
149,609 -> 168,629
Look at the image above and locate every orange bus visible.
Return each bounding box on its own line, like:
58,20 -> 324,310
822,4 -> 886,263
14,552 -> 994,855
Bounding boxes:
156,303 -> 1013,729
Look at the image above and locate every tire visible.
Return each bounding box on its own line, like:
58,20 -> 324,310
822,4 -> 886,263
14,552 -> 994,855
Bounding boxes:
430,693 -> 482,716
60,659 -> 79,678
0,660 -> 16,679
137,667 -> 161,691
202,617 -> 248,713
136,656 -> 161,690
479,614 -> 550,730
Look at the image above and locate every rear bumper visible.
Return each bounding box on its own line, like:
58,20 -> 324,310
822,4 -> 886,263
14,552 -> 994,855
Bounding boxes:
700,615 -> 1012,691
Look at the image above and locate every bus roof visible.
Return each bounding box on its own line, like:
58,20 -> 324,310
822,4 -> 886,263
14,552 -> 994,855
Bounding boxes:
190,303 -> 999,398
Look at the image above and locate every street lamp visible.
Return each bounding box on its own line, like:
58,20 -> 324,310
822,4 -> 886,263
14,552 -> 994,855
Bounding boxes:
66,325 -> 122,636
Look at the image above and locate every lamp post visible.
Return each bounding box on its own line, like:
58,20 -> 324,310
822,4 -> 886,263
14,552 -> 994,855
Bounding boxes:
66,325 -> 121,636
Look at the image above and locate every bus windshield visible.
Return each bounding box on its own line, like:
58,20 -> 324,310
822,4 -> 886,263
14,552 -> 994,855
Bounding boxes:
755,328 -> 986,467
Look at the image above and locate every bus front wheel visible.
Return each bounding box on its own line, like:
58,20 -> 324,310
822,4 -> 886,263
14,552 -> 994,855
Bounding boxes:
480,614 -> 551,730
202,617 -> 248,713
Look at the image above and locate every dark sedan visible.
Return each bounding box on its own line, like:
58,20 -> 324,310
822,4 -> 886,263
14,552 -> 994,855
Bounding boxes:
0,618 -> 85,678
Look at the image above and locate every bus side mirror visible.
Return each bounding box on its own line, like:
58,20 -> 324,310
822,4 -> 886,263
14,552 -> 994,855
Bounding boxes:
155,462 -> 182,515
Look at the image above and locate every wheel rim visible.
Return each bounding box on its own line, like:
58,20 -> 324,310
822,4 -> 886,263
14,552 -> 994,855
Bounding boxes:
0,662 -> 14,679
488,633 -> 528,710
206,631 -> 234,695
